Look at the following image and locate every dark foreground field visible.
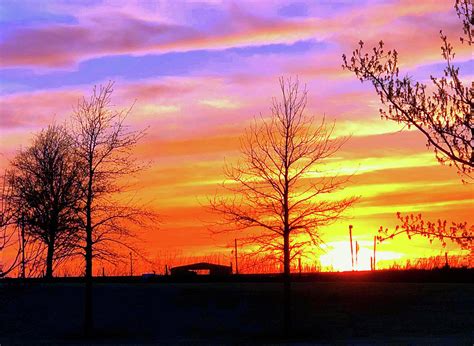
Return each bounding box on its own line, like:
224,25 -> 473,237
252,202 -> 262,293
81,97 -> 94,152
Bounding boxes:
1,274 -> 473,344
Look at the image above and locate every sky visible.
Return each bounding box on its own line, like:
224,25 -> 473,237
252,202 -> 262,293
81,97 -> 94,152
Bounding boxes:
0,0 -> 473,273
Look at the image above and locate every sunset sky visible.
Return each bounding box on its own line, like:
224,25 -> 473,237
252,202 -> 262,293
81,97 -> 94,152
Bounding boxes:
1,0 -> 472,272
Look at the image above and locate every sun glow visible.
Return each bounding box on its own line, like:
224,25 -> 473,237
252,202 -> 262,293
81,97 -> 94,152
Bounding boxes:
319,241 -> 404,271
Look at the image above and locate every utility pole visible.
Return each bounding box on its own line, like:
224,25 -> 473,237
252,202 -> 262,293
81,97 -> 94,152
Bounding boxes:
129,252 -> 133,276
234,238 -> 239,274
349,225 -> 354,271
373,236 -> 377,271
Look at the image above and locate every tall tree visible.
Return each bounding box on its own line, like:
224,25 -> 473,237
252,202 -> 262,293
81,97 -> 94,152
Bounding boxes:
72,81 -> 147,335
210,77 -> 357,335
342,0 -> 473,181
7,125 -> 83,278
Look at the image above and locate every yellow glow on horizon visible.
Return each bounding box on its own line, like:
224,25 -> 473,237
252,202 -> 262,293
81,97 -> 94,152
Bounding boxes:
319,241 -> 404,271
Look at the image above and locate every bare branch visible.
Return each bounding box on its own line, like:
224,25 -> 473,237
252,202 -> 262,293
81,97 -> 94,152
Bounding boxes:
378,212 -> 473,252
343,1 -> 474,181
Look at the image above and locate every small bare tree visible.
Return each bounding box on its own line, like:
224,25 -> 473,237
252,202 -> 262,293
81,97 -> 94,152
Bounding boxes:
343,0 -> 473,181
7,125 -> 83,278
210,77 -> 357,335
72,81 -> 149,335
0,171 -> 22,277
0,178 -> 45,278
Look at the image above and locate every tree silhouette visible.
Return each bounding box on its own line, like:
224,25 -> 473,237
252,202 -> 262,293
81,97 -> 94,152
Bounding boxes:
0,171 -> 22,277
71,81 -> 149,335
210,77 -> 357,335
1,171 -> 49,278
378,212 -> 473,252
343,0 -> 473,181
6,125 -> 83,278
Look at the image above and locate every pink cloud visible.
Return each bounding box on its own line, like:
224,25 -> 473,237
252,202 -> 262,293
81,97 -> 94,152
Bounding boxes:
115,79 -> 196,102
0,89 -> 81,128
0,7 -> 317,68
1,0 -> 464,71
0,15 -> 197,67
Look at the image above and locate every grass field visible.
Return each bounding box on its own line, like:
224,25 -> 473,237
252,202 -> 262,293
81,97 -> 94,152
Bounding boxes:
1,279 -> 473,344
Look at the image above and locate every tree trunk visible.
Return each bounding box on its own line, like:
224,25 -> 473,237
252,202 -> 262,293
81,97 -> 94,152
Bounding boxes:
282,137 -> 291,338
45,234 -> 55,278
283,230 -> 291,338
85,224 -> 93,278
85,173 -> 93,279
84,225 -> 93,336
84,175 -> 93,337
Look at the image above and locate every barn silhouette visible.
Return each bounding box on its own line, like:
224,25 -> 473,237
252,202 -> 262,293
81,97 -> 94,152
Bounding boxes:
170,262 -> 232,276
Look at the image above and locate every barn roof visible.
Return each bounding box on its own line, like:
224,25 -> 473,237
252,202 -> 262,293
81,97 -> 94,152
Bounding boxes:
171,262 -> 231,271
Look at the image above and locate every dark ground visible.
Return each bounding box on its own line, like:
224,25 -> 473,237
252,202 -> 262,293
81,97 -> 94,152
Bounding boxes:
1,271 -> 473,344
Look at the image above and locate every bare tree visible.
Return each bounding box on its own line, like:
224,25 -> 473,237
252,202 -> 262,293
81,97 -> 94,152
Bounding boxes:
6,125 -> 83,278
343,0 -> 473,181
0,171 -> 22,277
71,81 -> 149,335
0,178 -> 45,278
378,212 -> 473,252
210,77 -> 357,335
